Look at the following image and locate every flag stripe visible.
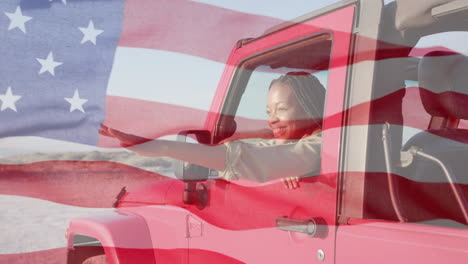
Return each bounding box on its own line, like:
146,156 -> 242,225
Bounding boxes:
118,0 -> 281,64
0,248 -> 67,264
101,86 -> 468,145
0,160 -> 167,207
106,47 -> 224,110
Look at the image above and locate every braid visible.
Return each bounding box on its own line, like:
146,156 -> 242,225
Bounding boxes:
270,72 -> 326,127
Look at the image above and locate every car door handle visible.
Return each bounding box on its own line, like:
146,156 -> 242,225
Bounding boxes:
275,217 -> 317,237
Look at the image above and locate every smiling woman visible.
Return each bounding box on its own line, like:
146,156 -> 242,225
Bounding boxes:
220,72 -> 325,184
267,72 -> 325,143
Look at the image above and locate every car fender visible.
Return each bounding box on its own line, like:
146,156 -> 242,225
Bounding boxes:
67,209 -> 156,264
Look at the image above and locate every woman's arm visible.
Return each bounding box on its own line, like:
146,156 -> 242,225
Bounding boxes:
100,125 -> 227,171
132,139 -> 227,171
100,125 -> 311,188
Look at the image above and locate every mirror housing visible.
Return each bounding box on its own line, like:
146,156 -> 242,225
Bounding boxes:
174,130 -> 211,208
174,130 -> 211,181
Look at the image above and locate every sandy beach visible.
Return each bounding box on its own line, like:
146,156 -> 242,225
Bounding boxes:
0,151 -> 174,263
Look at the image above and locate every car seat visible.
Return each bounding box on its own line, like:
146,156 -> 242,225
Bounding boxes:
399,50 -> 468,224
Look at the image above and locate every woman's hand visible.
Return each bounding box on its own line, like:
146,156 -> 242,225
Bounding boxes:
99,124 -> 151,148
281,176 -> 300,189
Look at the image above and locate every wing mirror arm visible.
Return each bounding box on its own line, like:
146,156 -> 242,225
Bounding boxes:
174,130 -> 211,209
183,181 -> 208,209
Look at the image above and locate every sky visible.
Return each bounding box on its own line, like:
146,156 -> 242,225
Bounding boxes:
2,0 -> 348,156
2,0 -> 468,156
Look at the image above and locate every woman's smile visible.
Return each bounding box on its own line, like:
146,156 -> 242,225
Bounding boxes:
272,126 -> 287,138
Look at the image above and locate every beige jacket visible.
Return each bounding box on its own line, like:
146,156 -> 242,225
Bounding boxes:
220,134 -> 322,182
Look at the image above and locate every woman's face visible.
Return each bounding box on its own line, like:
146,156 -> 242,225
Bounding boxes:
267,82 -> 312,143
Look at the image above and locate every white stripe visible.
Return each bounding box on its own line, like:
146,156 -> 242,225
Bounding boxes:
414,32 -> 468,56
0,136 -> 121,158
192,0 -> 343,20
107,47 -> 225,111
0,195 -> 113,254
192,0 -> 396,21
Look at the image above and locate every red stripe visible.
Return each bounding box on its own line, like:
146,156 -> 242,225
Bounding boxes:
120,173 -> 467,230
102,87 -> 468,145
0,161 -> 166,208
3,160 -> 467,226
119,0 -> 281,63
0,248 -> 67,264
0,247 -> 245,264
0,166 -> 448,231
118,0 -> 460,67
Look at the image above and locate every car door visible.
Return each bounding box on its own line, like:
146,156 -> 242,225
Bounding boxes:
336,1 -> 468,263
186,2 -> 359,263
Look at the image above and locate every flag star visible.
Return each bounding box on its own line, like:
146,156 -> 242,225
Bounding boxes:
0,87 -> 22,112
4,6 -> 32,33
49,0 -> 67,5
79,20 -> 104,45
65,90 -> 88,113
36,52 -> 63,76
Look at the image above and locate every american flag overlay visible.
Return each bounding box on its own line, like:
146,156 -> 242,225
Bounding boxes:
0,0 -> 124,145
1,0 -> 468,263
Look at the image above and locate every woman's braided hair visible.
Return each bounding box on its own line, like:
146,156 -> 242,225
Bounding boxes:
269,71 -> 326,128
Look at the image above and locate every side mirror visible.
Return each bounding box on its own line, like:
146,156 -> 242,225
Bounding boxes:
213,114 -> 237,144
174,130 -> 211,208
